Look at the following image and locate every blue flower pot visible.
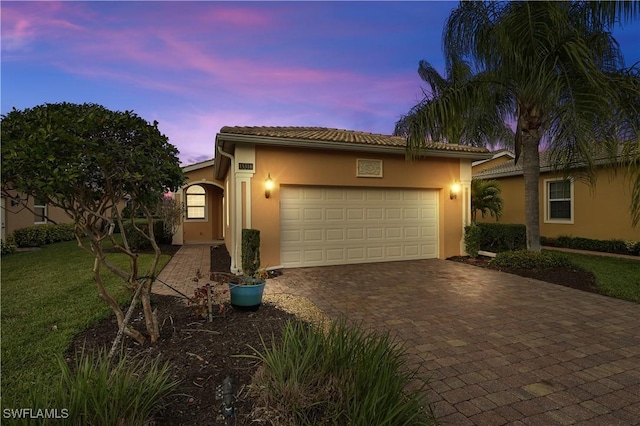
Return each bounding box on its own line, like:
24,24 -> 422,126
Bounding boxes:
229,279 -> 266,311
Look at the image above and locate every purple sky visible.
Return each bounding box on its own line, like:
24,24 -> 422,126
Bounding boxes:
2,1 -> 639,165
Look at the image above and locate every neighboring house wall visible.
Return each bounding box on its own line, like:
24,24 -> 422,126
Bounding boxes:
475,167 -> 640,241
249,145 -> 466,267
1,192 -> 74,238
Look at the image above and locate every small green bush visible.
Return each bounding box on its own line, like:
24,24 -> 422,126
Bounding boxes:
13,223 -> 76,247
248,319 -> 434,425
464,223 -> 481,258
28,349 -> 180,426
1,235 -> 17,255
121,219 -> 171,250
242,228 -> 261,276
476,223 -> 527,253
490,250 -> 573,269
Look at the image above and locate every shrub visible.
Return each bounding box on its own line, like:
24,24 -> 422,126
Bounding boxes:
476,223 -> 527,253
242,228 -> 261,276
13,223 -> 76,247
29,349 -> 180,426
490,250 -> 573,269
1,235 -> 17,255
541,235 -> 639,256
248,319 -> 434,425
464,223 -> 481,258
121,219 -> 171,250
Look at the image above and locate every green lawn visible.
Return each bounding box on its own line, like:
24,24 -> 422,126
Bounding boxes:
1,240 -> 171,408
563,252 -> 640,303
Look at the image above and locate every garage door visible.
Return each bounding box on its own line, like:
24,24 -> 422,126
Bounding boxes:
280,186 -> 438,267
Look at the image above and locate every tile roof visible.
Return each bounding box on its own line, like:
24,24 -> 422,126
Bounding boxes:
219,126 -> 489,154
474,146 -> 633,178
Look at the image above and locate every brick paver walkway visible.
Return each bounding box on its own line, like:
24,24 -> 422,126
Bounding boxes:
154,247 -> 640,424
154,245 -> 212,298
265,260 -> 640,425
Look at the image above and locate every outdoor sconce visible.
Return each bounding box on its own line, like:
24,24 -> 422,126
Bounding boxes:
450,182 -> 461,200
264,174 -> 274,198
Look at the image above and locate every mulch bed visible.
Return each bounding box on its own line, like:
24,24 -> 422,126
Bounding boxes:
69,246 -> 601,425
447,255 -> 601,294
69,244 -> 296,425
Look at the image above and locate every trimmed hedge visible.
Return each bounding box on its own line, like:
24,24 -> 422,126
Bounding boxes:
121,219 -> 172,251
490,250 -> 573,269
474,223 -> 527,253
464,223 -> 481,258
241,228 -> 261,276
541,235 -> 640,256
13,223 -> 76,248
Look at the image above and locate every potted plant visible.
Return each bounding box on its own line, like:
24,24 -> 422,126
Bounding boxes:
228,229 -> 267,311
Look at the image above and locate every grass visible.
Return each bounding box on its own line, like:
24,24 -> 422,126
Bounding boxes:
563,252 -> 640,303
0,240 -> 171,408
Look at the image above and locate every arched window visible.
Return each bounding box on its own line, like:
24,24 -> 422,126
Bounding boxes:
186,185 -> 206,219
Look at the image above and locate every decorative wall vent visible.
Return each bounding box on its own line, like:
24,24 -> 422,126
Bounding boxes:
356,159 -> 383,178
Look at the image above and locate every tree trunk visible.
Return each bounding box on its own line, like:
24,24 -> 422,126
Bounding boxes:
522,135 -> 542,251
93,257 -> 146,345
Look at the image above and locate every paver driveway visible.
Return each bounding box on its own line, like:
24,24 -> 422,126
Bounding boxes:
265,259 -> 640,425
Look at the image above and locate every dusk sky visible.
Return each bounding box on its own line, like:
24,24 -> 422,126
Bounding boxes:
2,1 -> 639,165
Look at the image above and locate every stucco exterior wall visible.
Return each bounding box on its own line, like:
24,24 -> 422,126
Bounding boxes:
180,164 -> 225,243
2,193 -> 74,237
249,146 -> 466,266
477,167 -> 640,241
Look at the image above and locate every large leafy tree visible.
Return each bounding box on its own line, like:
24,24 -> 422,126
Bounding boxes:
1,102 -> 185,354
398,1 -> 640,250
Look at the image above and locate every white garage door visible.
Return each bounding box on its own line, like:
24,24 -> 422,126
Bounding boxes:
280,186 -> 438,267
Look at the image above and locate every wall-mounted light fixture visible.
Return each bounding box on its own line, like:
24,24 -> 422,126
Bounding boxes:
450,182 -> 461,200
265,174 -> 274,198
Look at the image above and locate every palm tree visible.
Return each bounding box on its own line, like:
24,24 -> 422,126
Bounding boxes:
394,60 -> 513,148
471,179 -> 503,222
399,1 -> 640,250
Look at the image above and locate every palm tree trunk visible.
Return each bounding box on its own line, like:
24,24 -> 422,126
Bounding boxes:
522,136 -> 541,251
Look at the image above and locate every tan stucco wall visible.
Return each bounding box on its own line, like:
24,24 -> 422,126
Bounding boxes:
249,146 -> 466,266
182,184 -> 223,242
477,167 -> 640,241
2,193 -> 74,237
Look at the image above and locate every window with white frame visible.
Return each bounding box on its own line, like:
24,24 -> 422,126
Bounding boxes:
34,198 -> 47,224
186,185 -> 206,220
545,179 -> 573,222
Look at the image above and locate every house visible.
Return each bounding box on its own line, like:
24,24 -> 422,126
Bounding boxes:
1,191 -> 74,241
473,150 -> 640,241
172,159 -> 224,244
471,149 -> 515,174
175,126 -> 491,273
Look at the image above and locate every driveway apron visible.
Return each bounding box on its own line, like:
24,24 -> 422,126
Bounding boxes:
265,259 -> 640,425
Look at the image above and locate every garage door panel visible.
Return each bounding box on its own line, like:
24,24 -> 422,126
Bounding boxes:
367,208 -> 383,220
326,208 -> 344,220
281,187 -> 438,267
347,228 -> 365,240
367,228 -> 383,239
385,227 -> 402,239
326,228 -> 345,241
